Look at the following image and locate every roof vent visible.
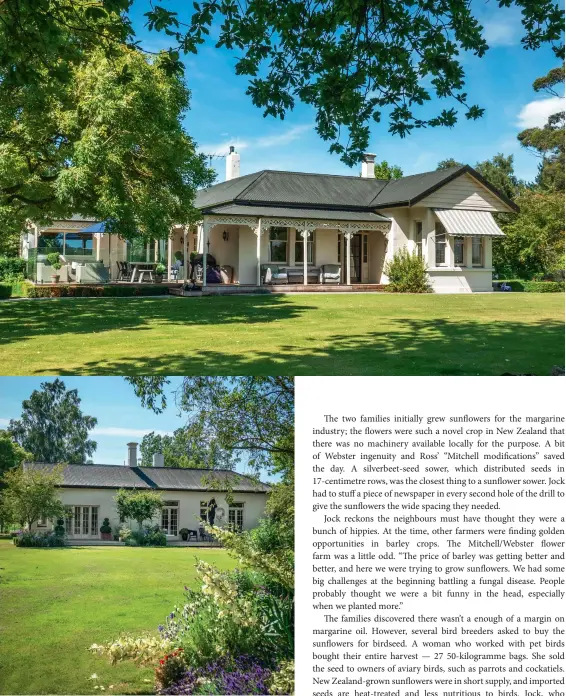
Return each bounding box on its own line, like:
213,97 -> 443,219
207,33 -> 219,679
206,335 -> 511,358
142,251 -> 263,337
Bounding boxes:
361,153 -> 376,178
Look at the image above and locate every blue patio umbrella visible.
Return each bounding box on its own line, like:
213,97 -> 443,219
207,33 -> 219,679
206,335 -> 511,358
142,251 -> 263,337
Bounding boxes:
80,220 -> 108,234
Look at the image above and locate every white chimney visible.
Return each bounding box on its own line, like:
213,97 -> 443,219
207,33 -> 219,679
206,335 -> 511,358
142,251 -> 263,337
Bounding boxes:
127,442 -> 138,467
226,145 -> 240,181
153,453 -> 164,467
361,153 -> 376,178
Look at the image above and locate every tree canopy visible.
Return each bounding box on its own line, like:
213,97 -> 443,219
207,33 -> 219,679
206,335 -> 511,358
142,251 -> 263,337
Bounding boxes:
518,63 -> 565,193
0,1 -> 213,247
1,464 -> 66,530
140,427 -> 234,470
0,430 -> 32,475
374,161 -> 403,180
114,489 -> 163,529
142,0 -> 564,166
8,379 -> 97,464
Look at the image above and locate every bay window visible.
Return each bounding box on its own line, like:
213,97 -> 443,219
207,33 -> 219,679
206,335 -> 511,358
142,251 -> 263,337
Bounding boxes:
269,227 -> 288,263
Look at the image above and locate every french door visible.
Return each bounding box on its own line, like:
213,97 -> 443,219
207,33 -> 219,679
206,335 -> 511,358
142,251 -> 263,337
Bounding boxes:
344,234 -> 369,283
66,506 -> 99,538
161,502 -> 179,536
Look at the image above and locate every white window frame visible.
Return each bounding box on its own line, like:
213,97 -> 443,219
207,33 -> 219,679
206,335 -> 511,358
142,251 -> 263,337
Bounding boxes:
472,237 -> 484,267
268,227 -> 288,263
228,502 -> 245,531
414,221 -> 423,258
454,236 -> 465,266
37,515 -> 47,527
435,222 -> 447,267
294,231 -> 314,264
161,501 -> 179,536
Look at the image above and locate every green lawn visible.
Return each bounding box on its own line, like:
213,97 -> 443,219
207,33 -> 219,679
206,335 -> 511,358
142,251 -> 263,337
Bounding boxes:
0,293 -> 563,375
0,541 -> 236,695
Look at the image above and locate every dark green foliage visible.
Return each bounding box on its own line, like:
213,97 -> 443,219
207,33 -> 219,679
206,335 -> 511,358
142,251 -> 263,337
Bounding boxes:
506,280 -> 564,292
100,518 -> 112,533
0,256 -> 26,281
384,249 -> 432,293
13,530 -> 66,547
0,283 -> 12,298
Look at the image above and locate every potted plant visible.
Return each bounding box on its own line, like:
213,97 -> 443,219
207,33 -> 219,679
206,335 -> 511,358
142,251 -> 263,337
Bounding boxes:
100,518 -> 112,540
179,528 -> 189,541
174,251 -> 183,262
155,263 -> 166,282
46,252 -> 62,283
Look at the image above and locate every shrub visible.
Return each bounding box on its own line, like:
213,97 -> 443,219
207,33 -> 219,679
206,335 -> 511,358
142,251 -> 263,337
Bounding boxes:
23,284 -> 170,298
0,256 -> 26,281
269,659 -> 295,695
90,634 -> 173,666
0,283 -> 12,299
127,524 -> 167,547
53,518 -> 66,537
119,526 -> 132,541
161,655 -> 272,695
505,280 -> 564,293
155,263 -> 166,275
13,530 -> 65,547
174,251 -> 183,261
100,518 -> 112,534
384,248 -> 431,293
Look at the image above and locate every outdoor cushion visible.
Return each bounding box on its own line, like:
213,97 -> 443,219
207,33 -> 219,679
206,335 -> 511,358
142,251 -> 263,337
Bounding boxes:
206,266 -> 222,284
320,264 -> 341,283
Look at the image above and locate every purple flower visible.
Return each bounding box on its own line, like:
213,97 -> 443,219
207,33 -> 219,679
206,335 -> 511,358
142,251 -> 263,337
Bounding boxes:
158,625 -> 164,632
169,612 -> 175,619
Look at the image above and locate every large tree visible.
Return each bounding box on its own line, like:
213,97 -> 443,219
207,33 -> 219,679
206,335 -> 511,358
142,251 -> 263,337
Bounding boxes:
1,465 -> 66,530
0,2 -> 213,248
518,64 -> 565,192
8,379 -> 97,464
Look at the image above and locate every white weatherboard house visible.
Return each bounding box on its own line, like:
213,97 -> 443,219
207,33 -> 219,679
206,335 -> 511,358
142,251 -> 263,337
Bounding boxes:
20,151 -> 518,293
27,443 -> 270,542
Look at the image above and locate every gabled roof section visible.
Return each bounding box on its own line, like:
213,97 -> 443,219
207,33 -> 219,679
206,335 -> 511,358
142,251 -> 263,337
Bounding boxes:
194,165 -> 518,214
371,165 -> 519,212
25,462 -> 271,493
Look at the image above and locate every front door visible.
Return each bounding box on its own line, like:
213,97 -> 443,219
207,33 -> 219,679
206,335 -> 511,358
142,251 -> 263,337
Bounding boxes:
349,234 -> 362,283
66,505 -> 99,539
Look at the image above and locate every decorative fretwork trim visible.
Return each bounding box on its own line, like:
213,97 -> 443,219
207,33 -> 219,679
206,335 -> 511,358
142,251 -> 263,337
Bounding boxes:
203,214 -> 390,235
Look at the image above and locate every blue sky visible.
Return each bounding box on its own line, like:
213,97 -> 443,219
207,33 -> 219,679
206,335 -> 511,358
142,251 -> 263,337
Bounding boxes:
129,0 -> 563,183
0,377 -> 253,470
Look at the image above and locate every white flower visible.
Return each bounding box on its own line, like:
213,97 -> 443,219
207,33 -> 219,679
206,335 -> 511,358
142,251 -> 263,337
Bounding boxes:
89,674 -> 98,680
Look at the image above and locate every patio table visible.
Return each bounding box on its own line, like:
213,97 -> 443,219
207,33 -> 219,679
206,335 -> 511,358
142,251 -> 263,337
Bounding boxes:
130,262 -> 158,283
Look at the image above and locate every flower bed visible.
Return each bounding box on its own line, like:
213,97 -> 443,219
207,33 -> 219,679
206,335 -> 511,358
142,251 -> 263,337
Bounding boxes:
13,530 -> 66,547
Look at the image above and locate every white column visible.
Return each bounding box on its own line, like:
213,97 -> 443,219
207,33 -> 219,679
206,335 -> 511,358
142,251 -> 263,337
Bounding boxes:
254,218 -> 263,286
202,221 -> 210,287
167,235 -> 173,281
300,229 -> 309,284
95,234 -> 101,261
345,232 -> 352,285
447,235 -> 455,267
465,237 -> 473,269
183,227 -> 188,281
484,237 -> 493,268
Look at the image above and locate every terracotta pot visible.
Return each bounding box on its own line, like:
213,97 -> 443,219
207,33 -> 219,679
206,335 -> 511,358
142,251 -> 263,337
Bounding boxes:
100,532 -> 112,541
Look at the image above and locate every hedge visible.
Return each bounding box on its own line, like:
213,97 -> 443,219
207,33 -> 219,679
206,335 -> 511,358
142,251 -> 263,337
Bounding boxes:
23,284 -> 171,298
504,280 -> 565,293
0,283 -> 12,299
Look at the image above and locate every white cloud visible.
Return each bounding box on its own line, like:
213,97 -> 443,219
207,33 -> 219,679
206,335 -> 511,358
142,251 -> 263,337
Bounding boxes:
198,124 -> 312,157
516,96 -> 564,129
482,19 -> 520,47
92,427 -> 172,438
0,418 -> 10,427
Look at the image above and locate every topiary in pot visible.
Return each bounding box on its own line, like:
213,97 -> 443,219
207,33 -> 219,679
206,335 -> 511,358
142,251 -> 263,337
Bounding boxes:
46,252 -> 62,282
174,250 -> 183,261
155,263 -> 166,282
100,517 -> 112,540
179,527 -> 189,541
54,518 -> 66,538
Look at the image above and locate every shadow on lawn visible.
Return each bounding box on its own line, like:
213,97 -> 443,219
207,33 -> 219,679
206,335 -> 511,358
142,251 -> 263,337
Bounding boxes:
0,295 -> 315,347
44,317 -> 565,376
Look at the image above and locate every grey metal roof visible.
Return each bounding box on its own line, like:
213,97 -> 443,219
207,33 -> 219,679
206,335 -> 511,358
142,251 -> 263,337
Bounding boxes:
25,463 -> 152,489
25,462 -> 270,493
194,165 -> 518,214
204,203 -> 390,223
